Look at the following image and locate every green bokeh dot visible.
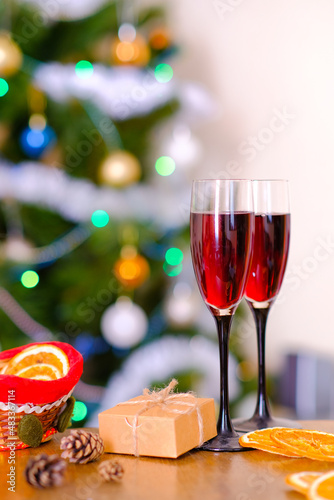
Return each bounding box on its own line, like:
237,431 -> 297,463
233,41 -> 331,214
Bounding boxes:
75,60 -> 94,79
21,270 -> 39,288
0,79 -> 9,97
72,401 -> 88,421
155,156 -> 175,176
91,210 -> 109,228
163,262 -> 183,277
154,63 -> 173,83
165,248 -> 183,266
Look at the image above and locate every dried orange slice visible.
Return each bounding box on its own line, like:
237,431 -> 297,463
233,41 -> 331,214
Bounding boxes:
286,472 -> 322,495
239,428 -> 300,457
308,471 -> 334,499
16,364 -> 62,380
272,429 -> 334,461
3,344 -> 69,380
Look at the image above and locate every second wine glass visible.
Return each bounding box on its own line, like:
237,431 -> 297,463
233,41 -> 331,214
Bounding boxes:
233,179 -> 300,432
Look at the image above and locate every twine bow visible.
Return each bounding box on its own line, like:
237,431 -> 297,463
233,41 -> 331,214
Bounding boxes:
117,379 -> 204,456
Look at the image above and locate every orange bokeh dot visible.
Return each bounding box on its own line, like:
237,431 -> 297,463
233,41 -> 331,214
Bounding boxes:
114,255 -> 150,288
149,28 -> 170,50
115,42 -> 135,62
111,35 -> 151,67
119,261 -> 141,280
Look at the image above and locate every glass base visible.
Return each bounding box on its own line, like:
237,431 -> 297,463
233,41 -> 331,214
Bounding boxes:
233,415 -> 302,433
199,432 -> 253,452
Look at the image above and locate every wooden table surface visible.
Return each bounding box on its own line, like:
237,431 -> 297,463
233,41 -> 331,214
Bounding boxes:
2,421 -> 334,500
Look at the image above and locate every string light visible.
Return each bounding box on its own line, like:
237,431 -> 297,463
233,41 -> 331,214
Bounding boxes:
0,78 -> 9,97
155,156 -> 175,176
75,60 -> 94,79
72,401 -> 88,421
91,210 -> 109,228
0,287 -> 53,341
33,225 -> 92,264
21,270 -> 39,288
154,63 -> 173,83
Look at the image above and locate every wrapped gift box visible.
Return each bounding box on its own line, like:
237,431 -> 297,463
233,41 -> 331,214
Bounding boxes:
99,394 -> 217,458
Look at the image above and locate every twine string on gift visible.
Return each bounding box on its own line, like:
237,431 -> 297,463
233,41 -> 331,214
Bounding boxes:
117,379 -> 204,456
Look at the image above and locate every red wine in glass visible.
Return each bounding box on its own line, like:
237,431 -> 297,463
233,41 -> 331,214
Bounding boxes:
233,180 -> 301,433
191,212 -> 253,313
245,213 -> 290,303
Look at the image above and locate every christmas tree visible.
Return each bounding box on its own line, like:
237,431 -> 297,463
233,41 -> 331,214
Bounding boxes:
0,0 -> 253,425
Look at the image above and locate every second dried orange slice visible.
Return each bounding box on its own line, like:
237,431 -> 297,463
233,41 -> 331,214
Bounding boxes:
272,429 -> 334,461
239,428 -> 300,457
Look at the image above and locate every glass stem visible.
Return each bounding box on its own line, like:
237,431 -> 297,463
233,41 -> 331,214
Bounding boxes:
250,305 -> 271,419
215,314 -> 237,436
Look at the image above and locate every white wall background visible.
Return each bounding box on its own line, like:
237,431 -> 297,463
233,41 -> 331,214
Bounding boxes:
145,0 -> 334,371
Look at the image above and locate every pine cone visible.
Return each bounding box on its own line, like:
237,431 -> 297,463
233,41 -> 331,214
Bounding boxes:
60,429 -> 104,464
98,461 -> 124,482
24,454 -> 66,489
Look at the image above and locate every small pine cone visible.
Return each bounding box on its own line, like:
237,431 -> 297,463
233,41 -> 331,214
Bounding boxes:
24,454 -> 66,489
60,429 -> 104,464
98,461 -> 124,482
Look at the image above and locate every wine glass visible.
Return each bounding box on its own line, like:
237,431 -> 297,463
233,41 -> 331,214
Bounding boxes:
190,179 -> 254,451
233,179 -> 300,432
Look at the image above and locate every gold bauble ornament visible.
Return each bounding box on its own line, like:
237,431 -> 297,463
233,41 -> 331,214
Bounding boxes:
98,150 -> 141,188
114,246 -> 150,289
0,32 -> 23,77
111,34 -> 150,66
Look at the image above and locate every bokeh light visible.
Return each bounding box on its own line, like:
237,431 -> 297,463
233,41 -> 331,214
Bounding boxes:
154,63 -> 173,83
165,247 -> 183,266
29,114 -> 47,130
163,262 -> 183,277
75,60 -> 94,79
115,42 -> 135,62
114,253 -> 150,288
91,210 -> 109,228
72,401 -> 88,421
20,125 -> 56,158
0,78 -> 9,97
26,129 -> 44,148
118,23 -> 136,42
155,156 -> 175,176
118,261 -> 141,280
21,270 -> 39,288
